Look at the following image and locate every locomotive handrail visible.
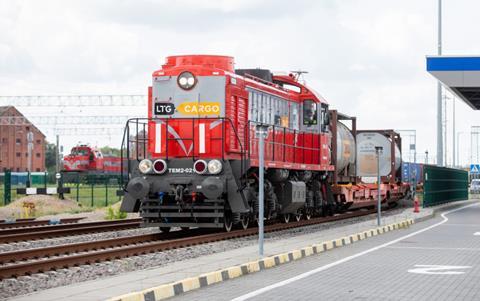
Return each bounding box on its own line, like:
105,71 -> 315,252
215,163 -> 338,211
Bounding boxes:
243,73 -> 288,92
120,117 -> 246,187
120,121 -> 127,188
244,120 -> 322,165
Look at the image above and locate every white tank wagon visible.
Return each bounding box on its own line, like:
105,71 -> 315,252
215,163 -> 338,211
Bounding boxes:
356,130 -> 402,183
336,121 -> 356,172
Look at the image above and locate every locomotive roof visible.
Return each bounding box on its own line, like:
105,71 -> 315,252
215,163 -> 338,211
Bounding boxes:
153,54 -> 329,104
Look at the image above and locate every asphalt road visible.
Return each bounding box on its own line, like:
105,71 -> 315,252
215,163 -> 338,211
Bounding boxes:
174,202 -> 480,301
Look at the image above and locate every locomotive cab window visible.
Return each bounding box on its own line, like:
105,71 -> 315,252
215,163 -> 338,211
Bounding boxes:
320,103 -> 329,132
303,100 -> 318,125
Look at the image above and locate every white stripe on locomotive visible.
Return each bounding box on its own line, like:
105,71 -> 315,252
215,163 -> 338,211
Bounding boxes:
199,123 -> 206,154
155,123 -> 162,153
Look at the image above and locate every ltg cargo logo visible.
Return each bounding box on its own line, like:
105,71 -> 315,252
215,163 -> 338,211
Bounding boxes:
177,102 -> 221,116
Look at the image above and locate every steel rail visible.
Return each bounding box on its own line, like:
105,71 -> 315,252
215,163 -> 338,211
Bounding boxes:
0,218 -> 141,236
0,218 -> 35,223
0,209 -> 376,279
0,220 -> 142,244
0,218 -> 84,229
0,229 -> 210,264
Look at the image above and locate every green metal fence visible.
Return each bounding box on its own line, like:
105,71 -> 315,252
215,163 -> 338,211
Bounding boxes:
62,173 -> 123,208
1,171 -> 49,206
423,165 -> 468,207
1,171 -> 122,208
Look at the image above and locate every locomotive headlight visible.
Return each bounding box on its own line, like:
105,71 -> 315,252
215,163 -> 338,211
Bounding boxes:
138,159 -> 153,174
207,159 -> 222,174
177,71 -> 196,90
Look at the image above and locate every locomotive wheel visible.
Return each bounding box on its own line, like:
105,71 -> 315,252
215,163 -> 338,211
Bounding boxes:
224,213 -> 233,232
159,227 -> 171,233
282,214 -> 290,223
294,214 -> 302,222
240,215 -> 249,230
305,210 -> 312,220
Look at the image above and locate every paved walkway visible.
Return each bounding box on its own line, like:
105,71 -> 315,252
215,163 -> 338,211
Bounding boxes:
174,201 -> 480,301
9,201 -> 454,301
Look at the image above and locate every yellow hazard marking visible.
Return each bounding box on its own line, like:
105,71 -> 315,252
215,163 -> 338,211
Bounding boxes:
152,285 -> 175,300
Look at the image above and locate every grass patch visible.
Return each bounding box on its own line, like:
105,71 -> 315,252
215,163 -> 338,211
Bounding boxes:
65,184 -> 122,208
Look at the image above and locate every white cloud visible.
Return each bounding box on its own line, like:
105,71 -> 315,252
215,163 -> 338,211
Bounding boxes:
0,0 -> 479,164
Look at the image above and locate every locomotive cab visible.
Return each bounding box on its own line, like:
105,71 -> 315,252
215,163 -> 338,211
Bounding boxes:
63,145 -> 104,172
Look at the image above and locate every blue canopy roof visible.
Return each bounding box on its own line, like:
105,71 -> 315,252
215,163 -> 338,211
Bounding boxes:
427,56 -> 480,110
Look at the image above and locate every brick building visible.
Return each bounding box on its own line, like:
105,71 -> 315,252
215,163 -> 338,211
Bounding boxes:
0,106 -> 46,172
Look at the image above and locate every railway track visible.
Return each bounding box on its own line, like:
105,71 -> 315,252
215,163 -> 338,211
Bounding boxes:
0,218 -> 34,223
0,209 -> 376,280
0,218 -> 142,244
0,217 -> 84,229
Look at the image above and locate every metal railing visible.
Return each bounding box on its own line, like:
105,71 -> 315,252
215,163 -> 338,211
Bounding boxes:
0,172 -> 122,208
245,121 -> 322,164
120,117 -> 246,187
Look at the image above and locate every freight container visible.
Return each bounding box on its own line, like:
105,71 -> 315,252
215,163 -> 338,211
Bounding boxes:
401,162 -> 423,185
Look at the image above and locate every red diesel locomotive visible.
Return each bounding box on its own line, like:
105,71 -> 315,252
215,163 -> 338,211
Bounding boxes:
120,55 -> 408,232
63,144 -> 122,174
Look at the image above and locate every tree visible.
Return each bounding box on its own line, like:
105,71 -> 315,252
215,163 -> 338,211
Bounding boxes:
100,146 -> 121,156
45,142 -> 57,171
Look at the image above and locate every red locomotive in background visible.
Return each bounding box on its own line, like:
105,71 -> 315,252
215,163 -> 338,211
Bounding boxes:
120,55 -> 408,232
62,144 -> 122,174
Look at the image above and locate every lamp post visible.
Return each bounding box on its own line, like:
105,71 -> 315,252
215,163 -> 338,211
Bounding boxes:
452,97 -> 455,167
436,0 -> 443,166
375,146 -> 383,226
26,131 -> 33,188
56,135 -> 60,174
472,128 -> 480,165
425,150 -> 429,164
255,124 -> 269,257
456,131 -> 466,168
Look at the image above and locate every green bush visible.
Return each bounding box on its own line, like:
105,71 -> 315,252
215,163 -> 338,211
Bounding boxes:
115,209 -> 127,219
105,206 -> 115,220
105,206 -> 127,220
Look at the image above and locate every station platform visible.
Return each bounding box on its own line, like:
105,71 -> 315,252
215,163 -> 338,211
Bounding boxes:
8,200 -> 474,301
173,200 -> 480,301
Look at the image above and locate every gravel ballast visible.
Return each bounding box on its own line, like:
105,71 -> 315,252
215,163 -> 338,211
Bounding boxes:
0,226 -> 159,253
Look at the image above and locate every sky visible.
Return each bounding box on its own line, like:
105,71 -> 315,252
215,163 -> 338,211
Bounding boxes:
0,0 -> 479,165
